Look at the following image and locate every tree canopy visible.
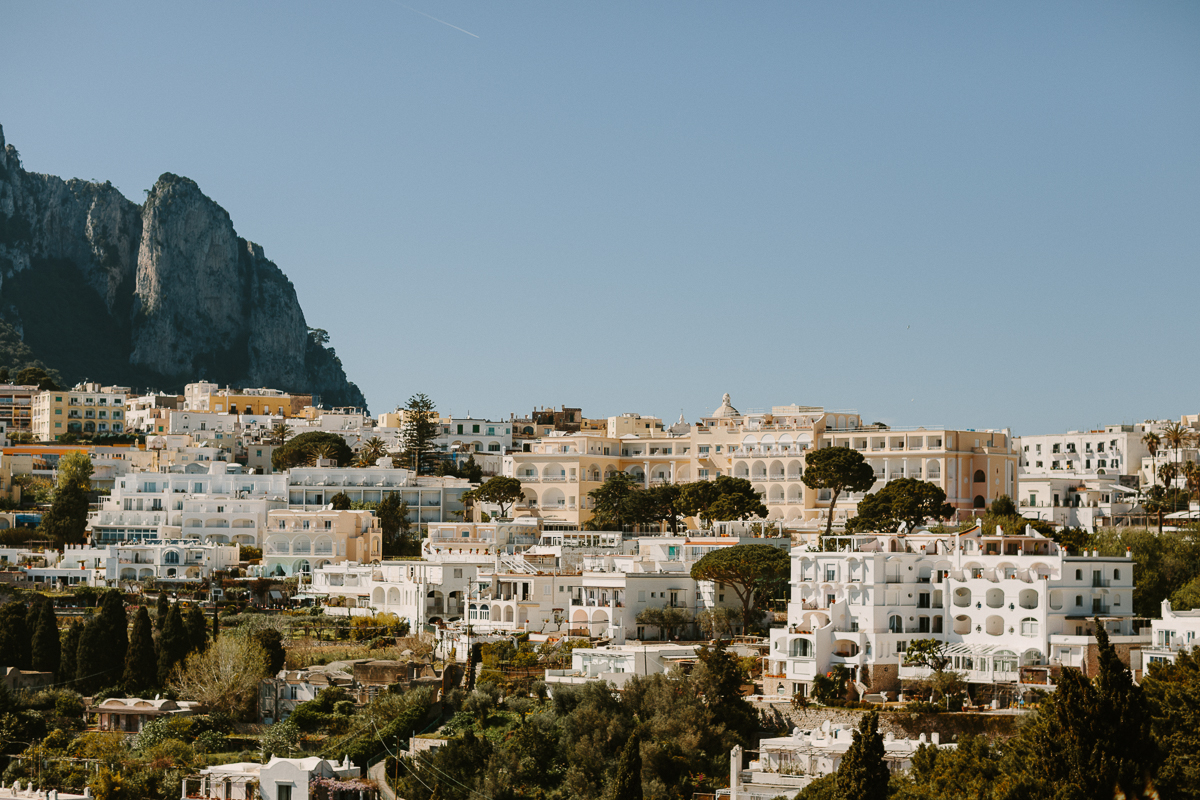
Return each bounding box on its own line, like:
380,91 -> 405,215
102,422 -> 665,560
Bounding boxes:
802,447 -> 876,536
678,476 -> 767,523
400,393 -> 439,475
471,476 -> 525,519
846,478 -> 953,533
689,544 -> 790,632
271,431 -> 355,471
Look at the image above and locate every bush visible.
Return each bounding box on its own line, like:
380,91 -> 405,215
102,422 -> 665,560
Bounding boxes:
193,730 -> 226,754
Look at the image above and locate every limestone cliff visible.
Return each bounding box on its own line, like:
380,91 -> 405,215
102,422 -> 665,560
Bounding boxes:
0,124 -> 366,409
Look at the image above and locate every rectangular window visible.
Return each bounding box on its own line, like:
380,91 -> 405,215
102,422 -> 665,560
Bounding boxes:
488,427 -> 494,435
473,424 -> 480,433
457,424 -> 463,434
278,785 -> 292,800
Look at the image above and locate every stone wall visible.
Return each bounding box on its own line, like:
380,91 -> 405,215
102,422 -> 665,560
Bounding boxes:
752,700 -> 1024,741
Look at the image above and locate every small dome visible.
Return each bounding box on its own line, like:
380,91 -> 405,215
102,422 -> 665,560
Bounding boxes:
711,392 -> 740,418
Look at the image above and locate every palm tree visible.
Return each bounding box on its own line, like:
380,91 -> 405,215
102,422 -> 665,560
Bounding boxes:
1159,461 -> 1180,491
1142,431 -> 1161,487
1161,422 -> 1196,470
357,437 -> 388,467
306,442 -> 338,466
269,423 -> 293,445
1183,460 -> 1200,499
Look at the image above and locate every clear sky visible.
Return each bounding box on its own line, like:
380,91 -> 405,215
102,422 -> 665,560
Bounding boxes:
3,2 -> 1198,435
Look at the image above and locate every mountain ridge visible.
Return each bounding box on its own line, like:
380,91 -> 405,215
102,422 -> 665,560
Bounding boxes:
0,124 -> 366,409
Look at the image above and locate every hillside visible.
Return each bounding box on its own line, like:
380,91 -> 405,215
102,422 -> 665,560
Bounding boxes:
0,124 -> 366,409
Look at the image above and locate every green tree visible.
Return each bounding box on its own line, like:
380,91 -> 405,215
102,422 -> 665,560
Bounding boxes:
1091,527 -> 1200,617
689,544 -> 790,632
1013,626 -> 1154,800
38,482 -> 90,544
57,450 -> 94,490
834,710 -> 889,800
271,431 -> 354,471
31,601 -> 60,676
96,591 -> 129,681
640,484 -> 684,533
604,728 -> 643,800
1171,576 -> 1200,611
329,491 -> 352,510
459,454 -> 484,484
802,447 -> 876,536
1143,648 -> 1200,799
156,605 -> 190,686
376,493 -> 416,556
356,436 -> 389,467
0,601 -> 31,669
588,472 -> 644,530
15,366 -> 60,390
473,476 -> 525,519
847,478 -> 953,533
400,393 -> 439,475
185,604 -> 208,654
678,476 -> 768,525
902,639 -> 963,706
252,629 -> 286,675
693,643 -> 757,742
123,606 -> 157,693
268,422 -> 292,445
59,621 -> 81,685
75,620 -> 107,691
155,593 -> 169,631
989,494 -> 1018,517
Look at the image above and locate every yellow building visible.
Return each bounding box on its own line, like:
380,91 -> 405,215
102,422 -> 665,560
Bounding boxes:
31,383 -> 130,441
504,394 -> 1018,531
0,384 -> 38,435
183,382 -> 311,418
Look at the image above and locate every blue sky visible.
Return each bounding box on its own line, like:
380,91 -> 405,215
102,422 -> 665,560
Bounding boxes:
3,2 -> 1198,435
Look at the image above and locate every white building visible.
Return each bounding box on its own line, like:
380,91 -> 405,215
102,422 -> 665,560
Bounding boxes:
1015,424 -> 1152,530
286,464 -> 471,525
185,757 -> 367,800
57,541 -> 239,582
543,642 -> 699,690
259,508 -> 382,577
765,524 -> 1143,700
1143,599 -> 1200,668
87,462 -> 289,544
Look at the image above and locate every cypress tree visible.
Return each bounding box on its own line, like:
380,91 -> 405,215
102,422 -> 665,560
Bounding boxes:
157,604 -> 189,686
60,621 -> 82,686
75,621 -> 106,692
155,593 -> 169,631
25,596 -> 43,634
185,605 -> 208,654
0,601 -> 31,670
835,710 -> 889,800
95,591 -> 128,685
123,607 -> 157,693
605,728 -> 643,800
31,602 -> 60,676
252,629 -> 286,675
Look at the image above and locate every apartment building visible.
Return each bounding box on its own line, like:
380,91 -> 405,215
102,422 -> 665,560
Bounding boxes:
286,464 -> 471,525
1015,425 -> 1151,530
503,394 -> 1017,530
1143,599 -> 1200,669
260,508 -> 382,576
87,461 -> 289,543
764,523 -> 1144,700
0,384 -> 38,434
183,381 -> 311,417
57,540 -> 239,582
167,410 -> 279,439
125,393 -> 184,434
31,383 -> 129,441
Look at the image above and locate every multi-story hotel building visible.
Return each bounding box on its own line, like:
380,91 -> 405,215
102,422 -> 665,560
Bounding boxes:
763,523 -> 1145,700
183,381 -> 311,417
32,383 -> 129,441
0,384 -> 38,434
503,394 -> 1018,530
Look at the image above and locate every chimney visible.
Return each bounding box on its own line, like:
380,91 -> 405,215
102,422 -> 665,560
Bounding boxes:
931,732 -> 940,745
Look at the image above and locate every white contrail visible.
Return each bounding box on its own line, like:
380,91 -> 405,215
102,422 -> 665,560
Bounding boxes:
395,2 -> 480,38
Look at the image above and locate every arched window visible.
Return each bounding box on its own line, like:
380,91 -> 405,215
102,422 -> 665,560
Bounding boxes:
973,495 -> 986,508
163,551 -> 180,564
789,638 -> 812,658
1114,569 -> 1120,580
974,470 -> 986,483
1020,617 -> 1038,637
889,614 -> 902,633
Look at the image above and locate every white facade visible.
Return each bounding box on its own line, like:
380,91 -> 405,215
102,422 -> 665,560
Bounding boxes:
1144,599 -> 1200,668
58,541 -> 239,582
287,465 -> 471,524
765,524 -> 1140,699
543,643 -> 699,690
87,462 -> 288,544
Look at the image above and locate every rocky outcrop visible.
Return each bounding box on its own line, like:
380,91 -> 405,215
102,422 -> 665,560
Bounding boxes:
0,124 -> 366,409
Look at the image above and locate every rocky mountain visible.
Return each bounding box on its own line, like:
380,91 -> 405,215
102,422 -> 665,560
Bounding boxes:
0,124 -> 366,409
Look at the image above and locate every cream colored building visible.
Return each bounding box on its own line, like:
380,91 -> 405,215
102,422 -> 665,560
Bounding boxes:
32,383 -> 129,441
183,381 -> 311,417
259,508 -> 382,577
503,394 -> 1017,531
